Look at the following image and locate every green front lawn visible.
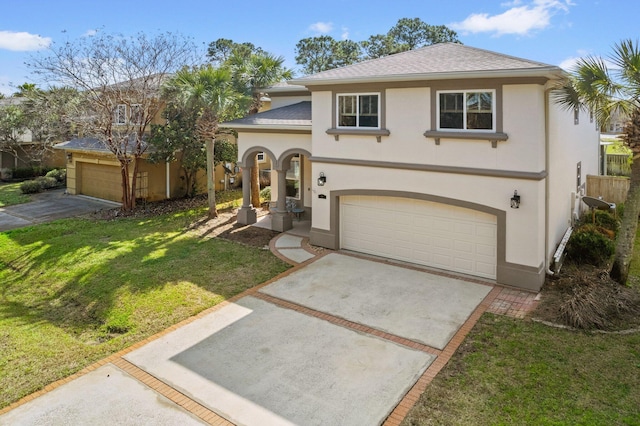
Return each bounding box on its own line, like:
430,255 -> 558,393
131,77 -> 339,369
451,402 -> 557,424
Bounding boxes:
0,182 -> 31,207
401,314 -> 640,425
403,219 -> 640,425
0,207 -> 289,408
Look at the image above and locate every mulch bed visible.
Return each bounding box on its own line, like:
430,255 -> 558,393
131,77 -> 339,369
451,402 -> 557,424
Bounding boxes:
534,264 -> 640,331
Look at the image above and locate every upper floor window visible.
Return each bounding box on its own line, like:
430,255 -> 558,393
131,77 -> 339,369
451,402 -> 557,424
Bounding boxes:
114,104 -> 127,125
113,104 -> 143,125
337,93 -> 379,128
438,90 -> 495,131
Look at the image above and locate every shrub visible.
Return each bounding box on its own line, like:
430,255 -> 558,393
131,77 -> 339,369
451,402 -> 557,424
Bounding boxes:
45,168 -> 67,183
36,176 -> 59,189
20,180 -> 43,194
566,224 -> 615,266
260,186 -> 271,204
12,166 -> 52,179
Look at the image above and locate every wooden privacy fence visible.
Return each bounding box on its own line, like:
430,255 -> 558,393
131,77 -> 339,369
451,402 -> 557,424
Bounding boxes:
586,175 -> 630,205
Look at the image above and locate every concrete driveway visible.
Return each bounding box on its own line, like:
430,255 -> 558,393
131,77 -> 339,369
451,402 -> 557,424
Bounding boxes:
0,188 -> 119,232
0,253 -> 494,426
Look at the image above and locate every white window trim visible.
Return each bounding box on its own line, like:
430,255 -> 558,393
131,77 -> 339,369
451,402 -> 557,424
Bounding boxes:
336,92 -> 381,130
114,104 -> 127,125
436,89 -> 496,133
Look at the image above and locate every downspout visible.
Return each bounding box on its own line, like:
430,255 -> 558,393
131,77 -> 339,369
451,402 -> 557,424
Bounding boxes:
166,160 -> 170,199
545,85 -> 554,276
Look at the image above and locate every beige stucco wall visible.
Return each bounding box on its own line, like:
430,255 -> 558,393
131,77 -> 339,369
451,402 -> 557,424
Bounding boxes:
547,94 -> 600,257
236,79 -> 599,290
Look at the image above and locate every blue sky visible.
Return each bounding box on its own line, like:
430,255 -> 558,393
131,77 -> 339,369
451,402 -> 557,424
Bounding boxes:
0,0 -> 638,95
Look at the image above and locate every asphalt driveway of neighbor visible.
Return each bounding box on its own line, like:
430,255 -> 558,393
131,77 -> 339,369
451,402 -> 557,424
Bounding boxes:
0,188 -> 119,231
0,252 -> 495,426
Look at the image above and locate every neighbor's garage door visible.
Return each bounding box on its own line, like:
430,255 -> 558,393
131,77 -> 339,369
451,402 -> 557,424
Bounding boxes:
340,196 -> 497,279
78,162 -> 122,202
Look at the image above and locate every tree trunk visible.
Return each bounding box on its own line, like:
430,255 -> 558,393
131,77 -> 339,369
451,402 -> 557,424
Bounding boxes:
610,154 -> 640,284
205,138 -> 217,218
250,154 -> 260,208
120,159 -> 132,211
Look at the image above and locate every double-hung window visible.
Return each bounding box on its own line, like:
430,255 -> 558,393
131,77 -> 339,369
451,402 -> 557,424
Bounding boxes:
114,104 -> 127,125
337,93 -> 379,128
438,90 -> 495,131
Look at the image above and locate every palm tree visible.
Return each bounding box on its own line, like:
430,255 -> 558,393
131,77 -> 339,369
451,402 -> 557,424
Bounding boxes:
227,52 -> 293,207
165,65 -> 243,218
555,39 -> 640,284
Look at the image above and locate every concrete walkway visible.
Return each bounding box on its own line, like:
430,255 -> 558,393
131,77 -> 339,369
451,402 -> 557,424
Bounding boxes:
0,212 -> 540,426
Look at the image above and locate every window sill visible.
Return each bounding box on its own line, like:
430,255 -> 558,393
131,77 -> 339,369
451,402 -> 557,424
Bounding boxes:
326,128 -> 391,142
423,130 -> 508,148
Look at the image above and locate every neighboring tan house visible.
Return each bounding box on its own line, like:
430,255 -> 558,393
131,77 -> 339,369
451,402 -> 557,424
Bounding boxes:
222,43 -> 599,292
56,134 -> 236,203
55,92 -> 239,203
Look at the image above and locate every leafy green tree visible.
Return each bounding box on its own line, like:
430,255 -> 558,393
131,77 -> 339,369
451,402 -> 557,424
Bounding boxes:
554,39 -> 640,284
148,101 -> 203,197
361,34 -> 400,60
295,18 -> 460,72
163,65 -> 247,217
225,50 -> 293,206
295,35 -> 338,75
207,38 -> 264,65
21,86 -> 82,166
335,40 -> 362,68
13,83 -> 40,97
0,104 -> 27,168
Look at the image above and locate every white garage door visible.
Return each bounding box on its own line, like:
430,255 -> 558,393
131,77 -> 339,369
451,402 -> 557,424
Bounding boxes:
340,195 -> 497,279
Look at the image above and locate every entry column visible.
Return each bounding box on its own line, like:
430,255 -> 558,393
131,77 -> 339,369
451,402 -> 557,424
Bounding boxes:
271,168 -> 292,232
237,166 -> 256,225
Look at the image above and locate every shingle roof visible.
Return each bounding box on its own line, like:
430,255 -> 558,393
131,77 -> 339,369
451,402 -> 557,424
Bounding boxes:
54,136 -> 150,153
292,43 -> 561,85
221,101 -> 311,129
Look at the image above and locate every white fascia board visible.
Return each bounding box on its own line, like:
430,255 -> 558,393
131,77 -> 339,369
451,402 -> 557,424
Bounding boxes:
219,124 -> 312,132
291,67 -> 563,86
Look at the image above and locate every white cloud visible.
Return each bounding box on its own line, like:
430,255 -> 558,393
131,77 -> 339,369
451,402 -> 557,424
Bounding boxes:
0,30 -> 51,51
559,56 -> 579,71
308,22 -> 333,34
341,27 -> 350,40
83,29 -> 98,37
450,0 -> 574,36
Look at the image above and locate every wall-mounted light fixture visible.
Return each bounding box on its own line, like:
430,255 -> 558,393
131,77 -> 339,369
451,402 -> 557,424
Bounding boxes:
317,172 -> 326,186
510,190 -> 521,209
66,152 -> 72,163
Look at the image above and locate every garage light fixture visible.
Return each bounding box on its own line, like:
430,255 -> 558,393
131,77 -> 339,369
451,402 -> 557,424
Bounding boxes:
317,172 -> 326,186
510,190 -> 521,209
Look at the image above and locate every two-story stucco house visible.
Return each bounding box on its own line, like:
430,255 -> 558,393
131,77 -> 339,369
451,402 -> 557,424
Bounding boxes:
222,43 -> 599,292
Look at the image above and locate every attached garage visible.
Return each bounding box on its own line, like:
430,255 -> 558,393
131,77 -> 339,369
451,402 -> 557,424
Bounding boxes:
340,195 -> 497,279
77,162 -> 122,202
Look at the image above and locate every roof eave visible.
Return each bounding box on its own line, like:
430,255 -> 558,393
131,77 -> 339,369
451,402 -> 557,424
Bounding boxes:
220,124 -> 312,132
290,67 -> 564,86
